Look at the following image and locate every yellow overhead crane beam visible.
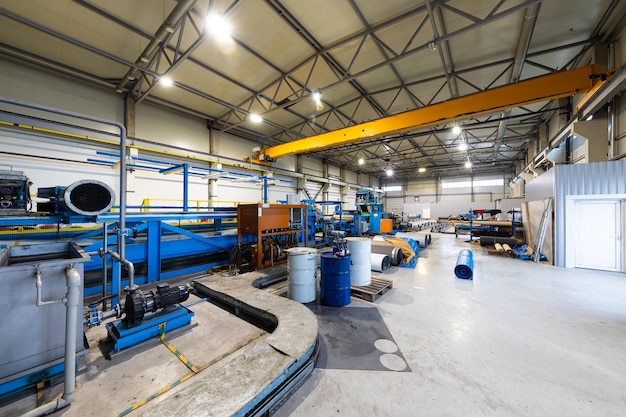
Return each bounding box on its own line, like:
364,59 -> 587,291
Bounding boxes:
256,65 -> 599,161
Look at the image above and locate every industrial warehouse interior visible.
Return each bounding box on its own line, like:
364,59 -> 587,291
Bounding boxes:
0,0 -> 625,416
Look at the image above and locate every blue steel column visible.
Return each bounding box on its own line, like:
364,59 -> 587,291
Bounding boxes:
147,219 -> 162,283
183,163 -> 189,213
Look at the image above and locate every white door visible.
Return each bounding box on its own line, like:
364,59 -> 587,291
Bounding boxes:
573,200 -> 621,271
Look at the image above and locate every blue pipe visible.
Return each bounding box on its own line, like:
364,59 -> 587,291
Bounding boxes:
454,249 -> 473,280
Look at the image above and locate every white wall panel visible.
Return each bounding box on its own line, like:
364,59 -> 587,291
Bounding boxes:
385,197 -> 403,213
328,164 -> 340,177
300,157 -> 323,177
344,169 -> 357,183
135,104 -> 209,151
0,57 -> 123,134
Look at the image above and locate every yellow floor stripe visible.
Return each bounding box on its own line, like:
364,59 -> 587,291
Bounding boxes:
158,323 -> 199,373
114,331 -> 266,417
36,381 -> 45,407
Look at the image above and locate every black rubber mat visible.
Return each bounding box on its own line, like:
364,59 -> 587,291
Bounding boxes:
312,306 -> 411,372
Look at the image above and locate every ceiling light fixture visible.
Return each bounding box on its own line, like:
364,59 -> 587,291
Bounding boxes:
386,169 -> 393,176
464,160 -> 472,168
458,142 -> 468,151
312,91 -> 321,104
160,76 -> 173,87
206,13 -> 231,38
358,158 -> 364,165
418,167 -> 426,173
249,113 -> 263,123
164,24 -> 175,34
452,125 -> 462,135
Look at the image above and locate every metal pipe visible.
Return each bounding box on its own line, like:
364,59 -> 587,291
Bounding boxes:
62,266 -> 80,403
495,4 -> 540,149
102,222 -> 108,310
107,249 -> 135,290
115,0 -> 197,92
19,398 -> 70,417
35,265 -> 64,306
0,95 -> 129,295
23,266 -> 81,417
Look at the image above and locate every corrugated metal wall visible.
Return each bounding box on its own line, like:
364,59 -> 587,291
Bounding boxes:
525,170 -> 555,201
554,161 -> 626,266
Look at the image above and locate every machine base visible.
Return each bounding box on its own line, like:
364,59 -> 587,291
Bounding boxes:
106,305 -> 194,353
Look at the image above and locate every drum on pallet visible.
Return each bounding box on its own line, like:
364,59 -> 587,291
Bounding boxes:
346,237 -> 371,286
320,252 -> 351,307
287,247 -> 318,303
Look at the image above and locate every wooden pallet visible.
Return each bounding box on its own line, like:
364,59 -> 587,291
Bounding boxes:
351,277 -> 393,302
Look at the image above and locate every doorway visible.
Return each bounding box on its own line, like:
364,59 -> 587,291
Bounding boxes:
566,196 -> 624,272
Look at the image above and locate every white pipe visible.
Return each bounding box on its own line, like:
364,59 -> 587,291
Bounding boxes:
107,249 -> 136,290
19,398 -> 70,417
35,266 -> 64,307
62,266 -> 80,403
23,266 -> 80,417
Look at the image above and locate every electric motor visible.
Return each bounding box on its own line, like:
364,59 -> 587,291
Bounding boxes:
123,284 -> 190,328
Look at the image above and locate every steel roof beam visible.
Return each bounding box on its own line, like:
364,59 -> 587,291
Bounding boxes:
259,65 -> 597,160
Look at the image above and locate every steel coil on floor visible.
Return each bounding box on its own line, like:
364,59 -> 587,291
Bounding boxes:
395,232 -> 430,248
371,253 -> 391,272
370,242 -> 403,266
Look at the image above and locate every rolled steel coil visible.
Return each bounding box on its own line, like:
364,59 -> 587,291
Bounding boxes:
371,253 -> 391,272
370,242 -> 403,266
395,232 -> 429,248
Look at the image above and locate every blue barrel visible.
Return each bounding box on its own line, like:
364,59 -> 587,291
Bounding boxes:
454,249 -> 473,280
320,252 -> 351,307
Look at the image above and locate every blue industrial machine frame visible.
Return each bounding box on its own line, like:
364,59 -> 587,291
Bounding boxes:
0,362 -> 65,400
355,190 -> 384,233
105,305 -> 195,353
0,210 -> 239,304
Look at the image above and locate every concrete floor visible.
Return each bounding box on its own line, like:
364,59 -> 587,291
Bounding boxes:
276,233 -> 626,417
2,232 -> 625,416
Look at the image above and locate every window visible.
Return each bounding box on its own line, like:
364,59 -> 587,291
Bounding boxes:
382,185 -> 402,192
441,179 -> 503,189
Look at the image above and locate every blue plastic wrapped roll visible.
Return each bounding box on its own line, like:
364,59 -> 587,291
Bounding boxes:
454,249 -> 473,280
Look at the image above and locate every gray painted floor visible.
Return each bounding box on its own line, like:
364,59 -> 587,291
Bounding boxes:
2,232 -> 625,416
275,233 -> 626,417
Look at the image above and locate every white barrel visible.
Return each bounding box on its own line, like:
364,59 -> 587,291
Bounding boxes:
346,237 -> 371,286
371,253 -> 391,272
287,248 -> 318,303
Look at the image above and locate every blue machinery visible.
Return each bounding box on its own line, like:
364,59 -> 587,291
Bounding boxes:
355,190 -> 384,233
0,98 -> 318,415
302,189 -> 385,246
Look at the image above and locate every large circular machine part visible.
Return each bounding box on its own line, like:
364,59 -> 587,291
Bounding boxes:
62,179 -> 115,215
346,237 -> 371,286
